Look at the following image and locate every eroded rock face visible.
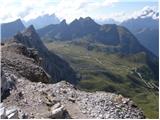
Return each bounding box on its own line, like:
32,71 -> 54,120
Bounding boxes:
2,41 -> 51,83
14,25 -> 78,84
1,41 -> 51,101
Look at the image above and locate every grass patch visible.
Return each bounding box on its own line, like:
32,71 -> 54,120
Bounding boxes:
45,41 -> 159,118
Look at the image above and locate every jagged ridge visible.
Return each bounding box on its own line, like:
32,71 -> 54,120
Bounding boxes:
13,25 -> 78,84
37,17 -> 145,55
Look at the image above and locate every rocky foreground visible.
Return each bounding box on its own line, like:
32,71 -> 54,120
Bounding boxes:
1,35 -> 145,119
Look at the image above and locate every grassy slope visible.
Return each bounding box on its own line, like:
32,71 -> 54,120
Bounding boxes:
45,41 -> 159,118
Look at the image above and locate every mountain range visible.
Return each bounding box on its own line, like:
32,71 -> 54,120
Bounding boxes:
1,10 -> 158,57
1,15 -> 159,56
23,13 -> 60,29
1,16 -> 158,58
0,15 -> 159,118
37,16 -> 158,84
121,8 -> 159,56
37,17 -> 147,55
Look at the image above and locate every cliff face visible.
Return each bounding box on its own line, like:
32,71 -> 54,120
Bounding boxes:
12,25 -> 78,84
1,40 -> 145,119
1,40 -> 51,100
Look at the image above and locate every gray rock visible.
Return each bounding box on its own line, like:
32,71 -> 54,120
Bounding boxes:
122,98 -> 130,104
20,113 -> 29,119
7,111 -> 18,119
0,105 -> 20,119
68,97 -> 76,103
0,107 -> 6,119
51,103 -> 61,110
0,103 -> 4,109
50,105 -> 65,118
6,108 -> 18,116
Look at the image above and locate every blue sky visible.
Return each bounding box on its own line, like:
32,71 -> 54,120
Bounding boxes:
0,0 -> 158,23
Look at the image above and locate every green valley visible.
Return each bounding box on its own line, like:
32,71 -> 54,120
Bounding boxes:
45,40 -> 159,118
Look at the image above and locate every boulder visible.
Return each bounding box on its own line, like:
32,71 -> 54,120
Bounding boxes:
0,104 -> 19,119
50,105 -> 65,118
0,107 -> 6,119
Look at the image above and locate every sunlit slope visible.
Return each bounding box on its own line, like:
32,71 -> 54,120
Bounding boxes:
45,41 -> 158,118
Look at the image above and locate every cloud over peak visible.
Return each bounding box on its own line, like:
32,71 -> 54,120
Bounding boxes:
131,6 -> 159,20
0,0 -> 119,23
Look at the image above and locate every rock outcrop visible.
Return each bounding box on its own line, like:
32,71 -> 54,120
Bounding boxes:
0,103 -> 19,119
2,78 -> 145,119
1,36 -> 145,119
1,41 -> 51,100
13,25 -> 78,84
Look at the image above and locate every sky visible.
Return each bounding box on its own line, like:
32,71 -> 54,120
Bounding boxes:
0,0 -> 159,23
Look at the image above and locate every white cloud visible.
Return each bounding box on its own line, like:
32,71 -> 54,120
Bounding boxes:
0,0 -> 158,24
0,0 -> 119,23
42,0 -> 119,22
94,5 -> 159,24
0,0 -> 55,23
130,6 -> 158,19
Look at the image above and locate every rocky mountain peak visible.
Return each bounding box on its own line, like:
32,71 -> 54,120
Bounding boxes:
23,13 -> 60,29
1,19 -> 25,40
69,19 -> 79,25
79,17 -> 83,21
60,19 -> 67,26
23,25 -> 36,36
14,18 -> 23,23
70,17 -> 97,26
78,17 -> 97,24
13,25 -> 46,52
84,16 -> 93,21
2,19 -> 24,27
11,26 -> 78,84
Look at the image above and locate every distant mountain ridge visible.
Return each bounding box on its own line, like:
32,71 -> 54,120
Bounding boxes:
1,17 -> 158,58
23,13 -> 60,29
121,6 -> 158,31
37,17 -> 158,79
121,8 -> 159,56
134,28 -> 159,56
37,17 -> 146,55
1,14 -> 60,40
1,19 -> 25,40
121,17 -> 158,33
